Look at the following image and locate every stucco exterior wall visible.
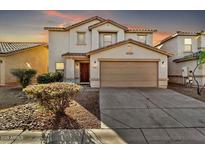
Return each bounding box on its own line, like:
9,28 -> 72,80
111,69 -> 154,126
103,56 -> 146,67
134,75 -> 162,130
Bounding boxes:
177,36 -> 198,56
69,20 -> 100,53
90,43 -> 168,88
47,20 -> 155,79
91,23 -> 125,50
65,59 -> 75,81
199,35 -> 205,49
48,31 -> 69,72
159,36 -> 198,58
159,36 -> 203,85
125,33 -> 153,46
0,46 -> 48,85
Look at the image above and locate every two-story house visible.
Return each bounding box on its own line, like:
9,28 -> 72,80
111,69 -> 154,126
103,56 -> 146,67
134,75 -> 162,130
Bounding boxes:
44,16 -> 172,88
156,31 -> 205,86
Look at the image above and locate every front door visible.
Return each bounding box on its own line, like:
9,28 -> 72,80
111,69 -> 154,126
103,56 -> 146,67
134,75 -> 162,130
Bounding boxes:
80,63 -> 89,82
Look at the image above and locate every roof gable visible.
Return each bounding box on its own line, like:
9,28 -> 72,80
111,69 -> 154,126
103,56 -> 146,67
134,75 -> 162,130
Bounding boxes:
44,16 -> 105,31
88,20 -> 128,31
87,39 -> 173,56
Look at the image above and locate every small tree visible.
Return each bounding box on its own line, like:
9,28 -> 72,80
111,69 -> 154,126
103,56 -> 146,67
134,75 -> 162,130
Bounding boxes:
10,68 -> 37,88
192,50 -> 205,95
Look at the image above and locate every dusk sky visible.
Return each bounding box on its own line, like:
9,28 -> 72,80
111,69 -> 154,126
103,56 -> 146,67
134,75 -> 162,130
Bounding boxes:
1,10 -> 205,44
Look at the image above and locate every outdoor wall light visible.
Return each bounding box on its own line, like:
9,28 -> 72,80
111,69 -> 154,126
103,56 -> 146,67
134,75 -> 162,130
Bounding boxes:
26,62 -> 32,68
93,60 -> 97,68
161,60 -> 165,67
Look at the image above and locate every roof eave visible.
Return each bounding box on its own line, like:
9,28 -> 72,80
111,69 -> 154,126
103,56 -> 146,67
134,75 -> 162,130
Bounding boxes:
44,27 -> 65,31
86,39 -> 173,57
0,44 -> 46,56
173,57 -> 198,63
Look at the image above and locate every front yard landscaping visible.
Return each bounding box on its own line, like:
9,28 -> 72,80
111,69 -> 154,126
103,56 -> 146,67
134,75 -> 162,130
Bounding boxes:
168,83 -> 205,102
0,87 -> 28,109
0,86 -> 100,130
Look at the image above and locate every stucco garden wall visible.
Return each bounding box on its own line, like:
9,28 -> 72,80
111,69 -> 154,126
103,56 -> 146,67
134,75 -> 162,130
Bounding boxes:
168,60 -> 205,86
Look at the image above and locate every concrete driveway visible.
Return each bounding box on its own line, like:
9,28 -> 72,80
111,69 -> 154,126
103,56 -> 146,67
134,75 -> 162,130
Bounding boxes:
100,88 -> 205,143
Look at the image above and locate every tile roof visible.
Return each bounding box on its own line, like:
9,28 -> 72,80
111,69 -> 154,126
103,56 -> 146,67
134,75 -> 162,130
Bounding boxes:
0,42 -> 46,55
44,16 -> 156,33
86,39 -> 173,56
126,25 -> 157,32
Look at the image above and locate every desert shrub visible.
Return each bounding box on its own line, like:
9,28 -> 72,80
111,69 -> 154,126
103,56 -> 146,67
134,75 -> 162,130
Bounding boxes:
23,82 -> 81,116
10,68 -> 37,88
37,72 -> 63,84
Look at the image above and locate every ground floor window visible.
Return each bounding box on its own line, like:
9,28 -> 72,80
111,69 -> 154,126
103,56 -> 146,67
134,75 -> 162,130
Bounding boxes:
55,62 -> 64,72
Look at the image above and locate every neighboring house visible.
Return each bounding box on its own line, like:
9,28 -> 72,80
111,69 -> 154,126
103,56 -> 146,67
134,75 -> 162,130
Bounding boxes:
0,42 -> 48,86
44,16 -> 172,88
156,31 -> 205,86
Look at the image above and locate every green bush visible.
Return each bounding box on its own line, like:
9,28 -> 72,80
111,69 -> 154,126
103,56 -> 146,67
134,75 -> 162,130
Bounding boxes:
23,82 -> 81,115
10,68 -> 37,88
37,72 -> 63,84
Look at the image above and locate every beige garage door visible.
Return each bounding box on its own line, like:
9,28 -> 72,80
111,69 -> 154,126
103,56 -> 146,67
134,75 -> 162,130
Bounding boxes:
100,61 -> 158,87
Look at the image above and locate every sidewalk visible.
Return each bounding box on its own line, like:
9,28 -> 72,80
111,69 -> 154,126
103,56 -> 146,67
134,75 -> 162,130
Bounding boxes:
1,128 -> 205,144
0,129 -> 129,144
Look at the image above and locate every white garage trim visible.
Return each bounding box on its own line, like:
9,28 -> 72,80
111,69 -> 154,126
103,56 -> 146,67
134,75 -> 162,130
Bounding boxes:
98,58 -> 160,62
99,60 -> 159,88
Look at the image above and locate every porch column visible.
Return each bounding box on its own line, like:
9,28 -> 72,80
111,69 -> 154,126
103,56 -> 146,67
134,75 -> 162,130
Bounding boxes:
65,58 -> 75,82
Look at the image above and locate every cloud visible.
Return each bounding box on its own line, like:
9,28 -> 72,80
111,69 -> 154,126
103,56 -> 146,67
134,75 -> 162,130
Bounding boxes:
57,23 -> 67,28
43,10 -> 86,24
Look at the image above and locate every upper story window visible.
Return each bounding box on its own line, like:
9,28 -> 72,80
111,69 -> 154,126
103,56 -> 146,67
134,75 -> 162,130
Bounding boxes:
103,34 -> 112,46
138,35 -> 147,44
77,32 -> 86,45
184,38 -> 192,52
100,33 -> 117,47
